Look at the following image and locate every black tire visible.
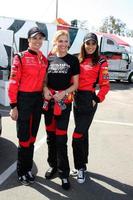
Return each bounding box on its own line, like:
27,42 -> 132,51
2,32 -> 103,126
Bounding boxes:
128,73 -> 133,83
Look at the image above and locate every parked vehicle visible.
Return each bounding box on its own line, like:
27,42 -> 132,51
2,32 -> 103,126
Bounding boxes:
97,32 -> 133,83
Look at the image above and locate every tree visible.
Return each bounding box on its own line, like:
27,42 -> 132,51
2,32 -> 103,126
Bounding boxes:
126,30 -> 133,37
99,16 -> 127,36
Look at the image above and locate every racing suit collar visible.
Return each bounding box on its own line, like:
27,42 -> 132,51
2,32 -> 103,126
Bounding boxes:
28,48 -> 38,55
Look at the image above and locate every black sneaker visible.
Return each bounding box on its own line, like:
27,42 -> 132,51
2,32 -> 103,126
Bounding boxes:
18,175 -> 29,186
26,171 -> 35,183
45,167 -> 57,179
77,169 -> 85,184
61,178 -> 70,190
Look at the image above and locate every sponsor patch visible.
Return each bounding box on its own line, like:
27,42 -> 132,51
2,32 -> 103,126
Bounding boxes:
102,80 -> 109,84
101,66 -> 108,70
10,73 -> 16,78
9,80 -> 16,84
102,70 -> 108,74
103,74 -> 109,80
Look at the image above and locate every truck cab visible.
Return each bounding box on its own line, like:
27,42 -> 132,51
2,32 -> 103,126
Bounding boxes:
97,33 -> 133,83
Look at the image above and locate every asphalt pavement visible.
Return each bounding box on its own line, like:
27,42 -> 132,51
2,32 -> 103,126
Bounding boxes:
0,82 -> 133,200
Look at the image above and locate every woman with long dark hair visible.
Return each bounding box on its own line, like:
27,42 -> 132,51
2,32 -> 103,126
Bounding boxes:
72,32 -> 110,184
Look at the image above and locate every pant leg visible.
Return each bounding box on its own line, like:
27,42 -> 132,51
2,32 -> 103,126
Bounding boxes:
56,104 -> 71,178
72,91 -> 97,170
83,130 -> 89,164
17,144 -> 34,176
27,94 -> 43,170
16,93 -> 42,175
31,93 -> 43,140
27,144 -> 34,171
44,107 -> 57,168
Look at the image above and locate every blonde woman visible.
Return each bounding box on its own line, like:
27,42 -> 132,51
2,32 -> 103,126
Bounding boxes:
43,30 -> 80,190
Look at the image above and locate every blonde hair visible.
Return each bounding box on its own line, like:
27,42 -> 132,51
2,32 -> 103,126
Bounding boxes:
51,30 -> 70,54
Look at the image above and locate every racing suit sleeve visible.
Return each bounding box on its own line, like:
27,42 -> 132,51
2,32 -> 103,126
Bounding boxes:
8,55 -> 22,108
95,60 -> 110,102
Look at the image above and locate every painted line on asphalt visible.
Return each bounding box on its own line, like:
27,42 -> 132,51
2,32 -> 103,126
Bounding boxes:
0,162 -> 17,185
94,119 -> 133,127
0,137 -> 46,186
91,178 -> 126,194
70,114 -> 133,127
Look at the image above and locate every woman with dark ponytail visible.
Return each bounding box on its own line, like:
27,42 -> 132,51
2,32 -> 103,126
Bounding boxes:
72,32 -> 110,184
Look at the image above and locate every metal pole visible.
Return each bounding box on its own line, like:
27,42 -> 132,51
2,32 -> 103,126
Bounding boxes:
56,0 -> 58,19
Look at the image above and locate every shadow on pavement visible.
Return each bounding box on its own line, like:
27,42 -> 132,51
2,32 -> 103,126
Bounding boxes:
1,170 -> 132,200
31,172 -> 133,200
0,137 -> 17,174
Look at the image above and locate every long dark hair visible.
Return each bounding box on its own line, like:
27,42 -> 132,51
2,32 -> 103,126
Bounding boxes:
78,42 -> 100,65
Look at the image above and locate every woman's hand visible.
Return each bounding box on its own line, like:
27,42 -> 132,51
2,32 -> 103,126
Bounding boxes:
43,87 -> 52,100
53,91 -> 66,101
9,107 -> 18,121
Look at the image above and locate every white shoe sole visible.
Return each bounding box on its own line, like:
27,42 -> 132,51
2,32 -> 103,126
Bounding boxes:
77,178 -> 85,184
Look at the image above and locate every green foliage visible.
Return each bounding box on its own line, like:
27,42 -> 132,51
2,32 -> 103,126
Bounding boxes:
71,16 -> 133,37
126,30 -> 133,37
99,16 -> 127,36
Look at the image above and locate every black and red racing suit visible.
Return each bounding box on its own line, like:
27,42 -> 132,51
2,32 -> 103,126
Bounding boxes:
8,49 -> 48,176
72,56 -> 110,170
44,53 -> 80,179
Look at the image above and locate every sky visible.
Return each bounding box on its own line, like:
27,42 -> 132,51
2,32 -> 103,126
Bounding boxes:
0,0 -> 133,30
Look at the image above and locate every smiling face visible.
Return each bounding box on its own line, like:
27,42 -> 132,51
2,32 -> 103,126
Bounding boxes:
28,33 -> 44,52
84,40 -> 97,55
55,34 -> 69,56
